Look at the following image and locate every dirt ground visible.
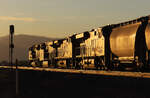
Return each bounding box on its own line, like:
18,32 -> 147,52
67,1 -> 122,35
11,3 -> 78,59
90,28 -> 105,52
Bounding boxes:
0,68 -> 150,98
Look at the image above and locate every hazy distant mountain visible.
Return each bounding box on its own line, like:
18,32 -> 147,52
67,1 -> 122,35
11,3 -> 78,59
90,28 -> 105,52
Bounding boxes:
0,34 -> 59,62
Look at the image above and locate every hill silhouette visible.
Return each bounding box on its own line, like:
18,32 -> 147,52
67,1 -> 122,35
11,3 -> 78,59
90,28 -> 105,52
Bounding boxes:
0,34 -> 59,62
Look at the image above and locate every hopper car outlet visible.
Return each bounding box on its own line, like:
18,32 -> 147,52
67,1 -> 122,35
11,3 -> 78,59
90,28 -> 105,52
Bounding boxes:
29,15 -> 150,71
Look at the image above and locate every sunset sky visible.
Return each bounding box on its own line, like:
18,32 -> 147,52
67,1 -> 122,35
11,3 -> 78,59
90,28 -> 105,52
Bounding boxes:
0,0 -> 150,38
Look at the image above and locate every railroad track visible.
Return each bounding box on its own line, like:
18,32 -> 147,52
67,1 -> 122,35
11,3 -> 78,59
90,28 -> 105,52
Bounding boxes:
0,66 -> 150,78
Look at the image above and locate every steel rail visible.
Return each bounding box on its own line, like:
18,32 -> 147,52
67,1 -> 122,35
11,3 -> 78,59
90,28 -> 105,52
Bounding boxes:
0,66 -> 150,78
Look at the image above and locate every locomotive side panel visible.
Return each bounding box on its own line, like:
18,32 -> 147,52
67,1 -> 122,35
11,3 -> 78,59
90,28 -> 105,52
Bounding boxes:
75,28 -> 104,58
57,39 -> 72,59
28,45 -> 40,66
46,41 -> 56,59
29,46 -> 36,66
29,48 -> 33,61
55,38 -> 72,67
83,29 -> 104,57
39,49 -> 44,61
74,29 -> 105,69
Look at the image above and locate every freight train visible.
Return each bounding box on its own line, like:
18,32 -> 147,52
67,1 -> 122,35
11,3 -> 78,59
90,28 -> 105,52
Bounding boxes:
29,15 -> 150,71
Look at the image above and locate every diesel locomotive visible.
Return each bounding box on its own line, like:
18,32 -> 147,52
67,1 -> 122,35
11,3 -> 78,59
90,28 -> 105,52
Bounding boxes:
29,15 -> 150,71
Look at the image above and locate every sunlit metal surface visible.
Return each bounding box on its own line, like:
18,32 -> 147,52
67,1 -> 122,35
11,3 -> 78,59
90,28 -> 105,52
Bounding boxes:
1,66 -> 150,78
110,23 -> 141,57
84,28 -> 104,57
145,21 -> 150,50
57,39 -> 72,58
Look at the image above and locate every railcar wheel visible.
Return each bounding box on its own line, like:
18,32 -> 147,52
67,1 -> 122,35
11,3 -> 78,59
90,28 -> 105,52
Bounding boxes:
66,59 -> 70,69
135,61 -> 144,72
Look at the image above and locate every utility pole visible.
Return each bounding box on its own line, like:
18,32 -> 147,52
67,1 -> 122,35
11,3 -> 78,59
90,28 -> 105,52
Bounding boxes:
16,59 -> 19,97
9,25 -> 16,98
9,25 -> 19,97
9,25 -> 14,68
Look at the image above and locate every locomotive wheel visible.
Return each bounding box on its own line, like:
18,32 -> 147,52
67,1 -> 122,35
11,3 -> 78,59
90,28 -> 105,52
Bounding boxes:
94,57 -> 105,70
66,59 -> 70,69
101,59 -> 105,70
